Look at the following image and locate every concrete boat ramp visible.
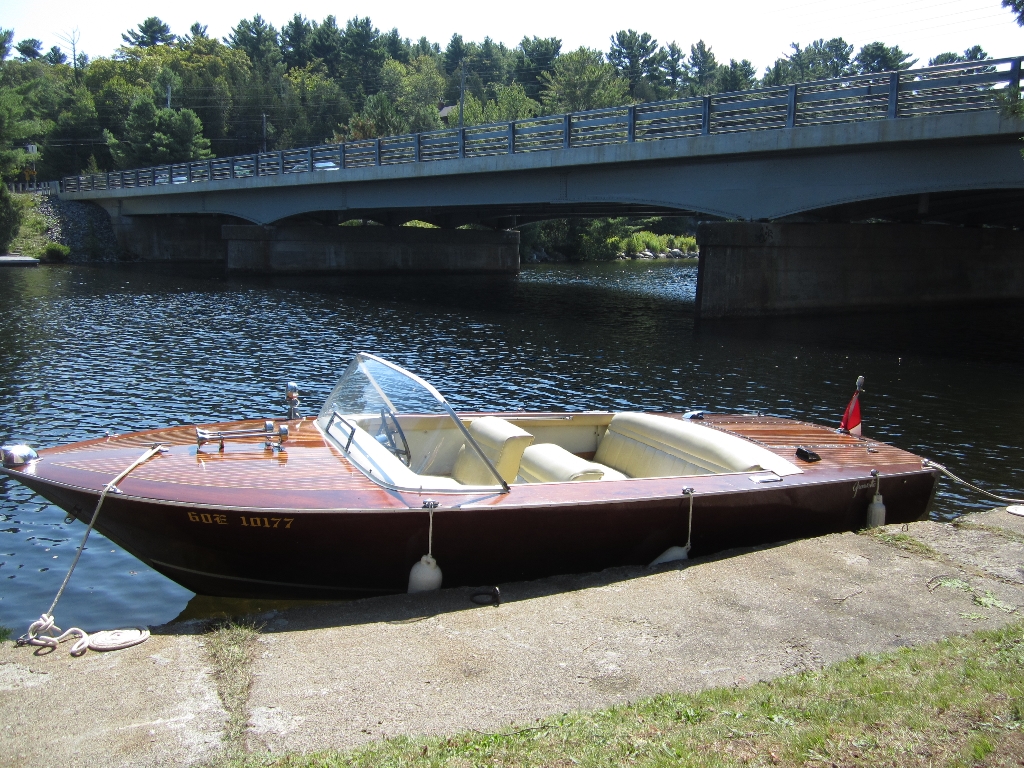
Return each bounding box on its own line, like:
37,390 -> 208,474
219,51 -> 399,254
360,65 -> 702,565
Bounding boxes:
2,508 -> 1023,766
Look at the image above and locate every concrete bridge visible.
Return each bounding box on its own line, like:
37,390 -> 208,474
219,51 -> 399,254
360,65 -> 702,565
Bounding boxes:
60,58 -> 1024,317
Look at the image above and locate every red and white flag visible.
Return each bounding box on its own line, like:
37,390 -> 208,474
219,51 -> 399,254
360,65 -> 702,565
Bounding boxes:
838,376 -> 865,436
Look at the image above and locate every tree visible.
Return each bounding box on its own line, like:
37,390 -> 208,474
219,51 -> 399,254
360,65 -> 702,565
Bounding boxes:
226,16 -> 283,80
0,87 -> 33,178
1004,0 -> 1024,25
854,42 -> 916,74
0,29 -> 12,61
308,16 -> 344,78
515,36 -> 561,100
608,30 -> 665,100
539,47 -> 629,113
661,43 -> 687,96
16,39 -> 43,60
122,17 -> 176,48
180,24 -> 209,47
282,15 -> 314,70
105,96 -> 212,168
38,86 -> 105,178
44,46 -> 67,66
763,38 -> 853,86
716,59 -> 757,93
463,82 -> 538,125
382,28 -> 410,65
0,185 -> 21,254
339,17 -> 387,103
686,41 -> 718,95
929,46 -> 989,66
444,34 -> 468,77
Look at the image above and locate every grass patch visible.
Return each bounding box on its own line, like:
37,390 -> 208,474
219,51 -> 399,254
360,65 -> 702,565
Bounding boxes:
218,621 -> 1024,767
8,193 -> 50,259
0,625 -> 12,643
870,530 -> 942,559
204,619 -> 262,755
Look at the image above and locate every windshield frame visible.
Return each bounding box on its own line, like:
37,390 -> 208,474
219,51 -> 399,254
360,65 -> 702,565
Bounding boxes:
318,353 -> 510,494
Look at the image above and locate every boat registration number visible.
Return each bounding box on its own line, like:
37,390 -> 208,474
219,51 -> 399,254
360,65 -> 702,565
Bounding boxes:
186,511 -> 294,528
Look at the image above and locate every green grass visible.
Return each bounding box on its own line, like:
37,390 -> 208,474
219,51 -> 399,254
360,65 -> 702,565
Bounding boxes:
8,193 -> 50,258
204,619 -> 263,755
0,625 -> 12,643
218,621 -> 1024,767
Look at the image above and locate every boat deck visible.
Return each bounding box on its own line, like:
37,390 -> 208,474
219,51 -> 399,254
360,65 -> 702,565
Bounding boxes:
21,413 -> 926,512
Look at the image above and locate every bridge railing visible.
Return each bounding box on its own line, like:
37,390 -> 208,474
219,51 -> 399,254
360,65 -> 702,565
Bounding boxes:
62,57 -> 1023,194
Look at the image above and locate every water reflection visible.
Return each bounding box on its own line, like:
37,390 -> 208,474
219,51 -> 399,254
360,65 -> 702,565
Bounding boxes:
0,261 -> 1021,633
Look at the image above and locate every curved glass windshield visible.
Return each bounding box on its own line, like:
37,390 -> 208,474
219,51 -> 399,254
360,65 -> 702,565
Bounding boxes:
316,354 -> 507,494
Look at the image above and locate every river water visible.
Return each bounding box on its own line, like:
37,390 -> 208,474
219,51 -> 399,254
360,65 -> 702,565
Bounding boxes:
1,261 -> 1022,633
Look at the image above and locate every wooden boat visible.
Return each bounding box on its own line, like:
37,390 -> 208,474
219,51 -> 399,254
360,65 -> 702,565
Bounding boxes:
0,354 -> 938,599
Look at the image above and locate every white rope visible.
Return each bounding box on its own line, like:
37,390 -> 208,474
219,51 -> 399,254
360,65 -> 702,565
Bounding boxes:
427,507 -> 434,557
19,444 -> 165,656
923,458 -> 1024,505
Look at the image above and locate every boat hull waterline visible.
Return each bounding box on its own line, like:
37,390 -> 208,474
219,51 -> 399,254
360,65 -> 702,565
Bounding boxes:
2,413 -> 937,599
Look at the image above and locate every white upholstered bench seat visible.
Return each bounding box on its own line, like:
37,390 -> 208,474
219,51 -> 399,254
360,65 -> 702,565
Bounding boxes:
519,443 -> 627,483
593,412 -> 801,479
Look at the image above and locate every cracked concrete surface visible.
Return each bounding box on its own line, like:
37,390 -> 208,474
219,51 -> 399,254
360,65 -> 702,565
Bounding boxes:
2,509 -> 1022,765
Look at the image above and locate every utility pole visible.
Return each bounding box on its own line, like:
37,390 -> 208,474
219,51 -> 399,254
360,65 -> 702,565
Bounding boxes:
262,113 -> 267,153
166,84 -> 171,109
458,60 -> 466,129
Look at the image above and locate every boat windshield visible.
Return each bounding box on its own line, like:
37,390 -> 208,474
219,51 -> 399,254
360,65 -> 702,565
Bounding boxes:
316,353 -> 507,494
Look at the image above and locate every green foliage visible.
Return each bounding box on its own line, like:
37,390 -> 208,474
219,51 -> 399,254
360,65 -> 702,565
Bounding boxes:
539,48 -> 629,113
520,218 -> 697,261
16,39 -> 42,61
8,192 -> 48,257
854,42 -> 918,74
0,184 -> 22,253
0,624 -> 11,643
122,17 -> 176,48
1004,0 -> 1024,26
43,241 -> 70,262
929,46 -> 990,67
0,29 -> 12,62
608,30 -> 665,100
105,96 -> 212,168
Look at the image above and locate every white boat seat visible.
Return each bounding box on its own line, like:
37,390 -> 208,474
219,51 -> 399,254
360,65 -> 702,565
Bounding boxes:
519,443 -> 609,483
594,412 -> 802,479
452,416 -> 534,485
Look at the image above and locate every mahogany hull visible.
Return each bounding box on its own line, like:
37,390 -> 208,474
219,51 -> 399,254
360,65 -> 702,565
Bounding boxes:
2,413 -> 938,599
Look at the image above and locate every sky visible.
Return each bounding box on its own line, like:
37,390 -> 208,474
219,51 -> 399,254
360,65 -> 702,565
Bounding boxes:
4,0 -> 1024,71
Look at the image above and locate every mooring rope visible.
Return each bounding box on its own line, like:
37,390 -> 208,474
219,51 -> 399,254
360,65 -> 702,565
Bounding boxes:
19,444 -> 166,656
922,458 -> 1024,506
682,487 -> 695,553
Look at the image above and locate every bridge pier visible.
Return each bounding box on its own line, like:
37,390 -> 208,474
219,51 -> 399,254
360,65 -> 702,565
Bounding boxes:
695,222 -> 1024,318
107,212 -> 238,263
222,225 -> 519,274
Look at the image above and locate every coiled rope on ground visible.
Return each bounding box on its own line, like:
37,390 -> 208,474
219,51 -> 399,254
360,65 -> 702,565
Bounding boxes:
18,444 -> 166,656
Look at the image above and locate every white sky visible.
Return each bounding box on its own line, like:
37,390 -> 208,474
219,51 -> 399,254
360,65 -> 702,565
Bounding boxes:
4,0 -> 1024,71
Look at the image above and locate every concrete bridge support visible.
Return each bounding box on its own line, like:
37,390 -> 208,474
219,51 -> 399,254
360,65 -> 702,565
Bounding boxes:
103,210 -> 520,273
107,212 -> 239,263
222,225 -> 520,274
695,221 -> 1024,318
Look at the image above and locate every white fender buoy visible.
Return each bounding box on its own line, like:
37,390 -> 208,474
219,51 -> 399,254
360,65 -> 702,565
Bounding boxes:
867,493 -> 887,528
649,545 -> 690,568
866,470 -> 886,528
408,554 -> 443,593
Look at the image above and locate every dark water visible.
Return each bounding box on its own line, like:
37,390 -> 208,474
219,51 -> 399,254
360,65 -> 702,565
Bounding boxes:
1,261 -> 1022,634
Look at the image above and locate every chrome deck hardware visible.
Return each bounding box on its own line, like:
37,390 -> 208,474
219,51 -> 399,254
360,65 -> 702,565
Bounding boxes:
196,421 -> 289,451
286,382 -> 300,420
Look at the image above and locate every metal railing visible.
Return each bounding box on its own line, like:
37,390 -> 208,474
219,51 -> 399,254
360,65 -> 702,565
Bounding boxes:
62,57 -> 1022,194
